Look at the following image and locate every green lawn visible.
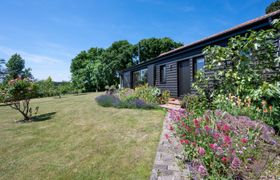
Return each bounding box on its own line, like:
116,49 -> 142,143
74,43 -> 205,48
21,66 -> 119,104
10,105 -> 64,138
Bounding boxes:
0,93 -> 165,180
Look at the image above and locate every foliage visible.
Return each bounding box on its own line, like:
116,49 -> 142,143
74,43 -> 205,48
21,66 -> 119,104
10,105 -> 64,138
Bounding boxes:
214,94 -> 280,132
195,26 -> 280,100
70,41 -> 134,92
36,76 -> 55,97
0,78 -> 39,121
105,85 -> 117,95
70,48 -> 105,92
70,38 -> 182,92
134,84 -> 161,104
266,0 -> 280,14
96,84 -> 169,109
119,84 -> 170,104
168,109 -> 276,179
192,18 -> 280,131
181,94 -> 208,115
134,37 -> 183,63
5,54 -> 33,80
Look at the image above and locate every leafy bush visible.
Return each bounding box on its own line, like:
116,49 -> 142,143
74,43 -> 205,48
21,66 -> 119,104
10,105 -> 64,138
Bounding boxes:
118,88 -> 136,101
0,78 -> 39,121
168,109 -> 276,179
119,84 -> 170,105
134,84 -> 161,104
214,94 -> 280,131
105,85 -> 117,95
181,94 -> 208,115
190,19 -> 280,132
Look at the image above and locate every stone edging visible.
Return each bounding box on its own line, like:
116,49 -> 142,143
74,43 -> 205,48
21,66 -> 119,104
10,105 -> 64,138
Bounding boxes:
150,110 -> 190,180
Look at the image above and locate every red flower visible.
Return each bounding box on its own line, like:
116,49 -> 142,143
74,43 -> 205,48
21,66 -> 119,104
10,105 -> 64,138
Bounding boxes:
181,121 -> 186,129
223,135 -> 231,144
180,139 -> 189,144
204,125 -> 210,132
217,122 -> 223,130
185,125 -> 191,132
169,124 -> 174,131
205,115 -> 210,122
194,119 -> 200,128
165,133 -> 170,139
221,157 -> 227,163
213,132 -> 220,140
209,143 -> 218,150
222,124 -> 230,133
241,138 -> 248,144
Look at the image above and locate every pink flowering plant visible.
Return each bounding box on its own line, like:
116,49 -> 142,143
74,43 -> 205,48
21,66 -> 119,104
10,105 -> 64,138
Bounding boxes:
169,109 -> 265,179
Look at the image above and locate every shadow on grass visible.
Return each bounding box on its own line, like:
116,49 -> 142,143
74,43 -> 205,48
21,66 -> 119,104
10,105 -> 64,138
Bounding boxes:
33,112 -> 56,122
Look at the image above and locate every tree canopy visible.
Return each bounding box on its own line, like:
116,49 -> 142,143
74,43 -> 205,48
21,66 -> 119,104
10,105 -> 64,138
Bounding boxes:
266,0 -> 280,14
70,37 -> 182,92
5,54 -> 33,80
135,37 -> 183,63
6,54 -> 25,79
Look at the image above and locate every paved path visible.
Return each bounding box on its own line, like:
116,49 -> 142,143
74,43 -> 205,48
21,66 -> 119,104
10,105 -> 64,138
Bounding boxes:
150,108 -> 190,180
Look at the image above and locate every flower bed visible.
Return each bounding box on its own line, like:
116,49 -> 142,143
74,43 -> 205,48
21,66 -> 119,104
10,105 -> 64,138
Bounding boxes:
95,84 -> 170,109
168,109 -> 278,179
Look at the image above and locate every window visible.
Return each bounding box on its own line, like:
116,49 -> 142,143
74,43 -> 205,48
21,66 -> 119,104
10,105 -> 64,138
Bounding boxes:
133,68 -> 147,87
193,57 -> 205,79
160,65 -> 166,83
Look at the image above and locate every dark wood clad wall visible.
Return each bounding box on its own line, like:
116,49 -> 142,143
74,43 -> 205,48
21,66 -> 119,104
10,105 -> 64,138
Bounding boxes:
155,61 -> 178,97
147,64 -> 155,86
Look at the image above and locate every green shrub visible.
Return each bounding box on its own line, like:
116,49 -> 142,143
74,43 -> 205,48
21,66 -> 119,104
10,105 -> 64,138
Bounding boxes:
0,78 -> 39,121
181,94 -> 208,115
214,94 -> 280,131
134,84 -> 159,104
119,84 -> 170,105
118,88 -> 136,101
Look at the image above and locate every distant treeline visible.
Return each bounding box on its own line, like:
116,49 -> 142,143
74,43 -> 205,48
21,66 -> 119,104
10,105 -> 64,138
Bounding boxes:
70,37 -> 183,92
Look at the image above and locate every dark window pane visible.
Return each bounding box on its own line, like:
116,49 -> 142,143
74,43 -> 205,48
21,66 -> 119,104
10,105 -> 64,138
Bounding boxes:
160,65 -> 166,83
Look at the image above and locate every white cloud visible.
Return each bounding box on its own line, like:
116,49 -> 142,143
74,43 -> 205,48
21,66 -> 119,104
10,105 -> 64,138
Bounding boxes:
0,46 -> 64,65
0,46 -> 70,81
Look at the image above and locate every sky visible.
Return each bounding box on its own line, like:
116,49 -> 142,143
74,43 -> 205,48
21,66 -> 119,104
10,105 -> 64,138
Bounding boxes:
0,0 -> 275,81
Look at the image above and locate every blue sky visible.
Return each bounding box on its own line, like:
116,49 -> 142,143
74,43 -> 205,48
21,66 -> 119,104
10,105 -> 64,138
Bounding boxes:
0,0 -> 274,81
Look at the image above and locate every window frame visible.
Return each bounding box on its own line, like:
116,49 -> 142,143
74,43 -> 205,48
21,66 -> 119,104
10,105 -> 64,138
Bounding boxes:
193,56 -> 205,80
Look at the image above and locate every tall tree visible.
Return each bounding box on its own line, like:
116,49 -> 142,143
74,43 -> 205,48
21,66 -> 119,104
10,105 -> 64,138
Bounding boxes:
6,54 -> 25,79
70,48 -> 104,92
101,40 -> 133,86
134,37 -> 183,63
266,0 -> 280,14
